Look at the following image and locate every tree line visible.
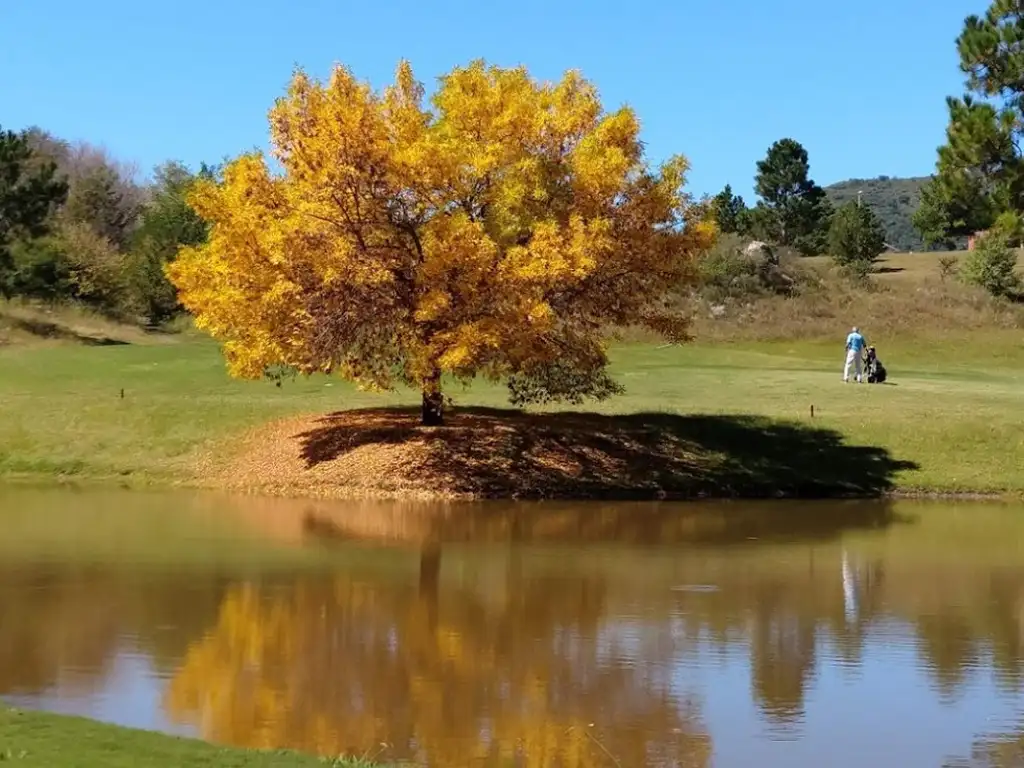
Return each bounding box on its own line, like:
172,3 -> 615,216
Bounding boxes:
907,0 -> 1024,298
708,0 -> 1024,299
0,126 -> 214,326
709,138 -> 886,276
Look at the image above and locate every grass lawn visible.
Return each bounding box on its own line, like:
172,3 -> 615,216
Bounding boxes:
0,708 -> 379,767
0,325 -> 1021,495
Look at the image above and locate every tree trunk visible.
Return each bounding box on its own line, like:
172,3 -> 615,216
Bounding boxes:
419,543 -> 441,597
421,369 -> 444,426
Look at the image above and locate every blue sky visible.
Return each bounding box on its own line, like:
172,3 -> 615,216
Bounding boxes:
2,0 -> 976,200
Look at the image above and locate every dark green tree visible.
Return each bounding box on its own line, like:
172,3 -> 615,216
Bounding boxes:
912,169 -> 993,249
710,184 -> 747,234
828,201 -> 886,276
917,1 -> 1024,245
0,126 -> 68,296
752,138 -> 833,256
129,161 -> 213,325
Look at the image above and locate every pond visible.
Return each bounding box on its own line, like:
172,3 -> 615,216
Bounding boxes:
1,486 -> 1024,767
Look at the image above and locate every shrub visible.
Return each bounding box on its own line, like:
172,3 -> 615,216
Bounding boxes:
960,230 -> 1021,299
696,235 -> 766,301
46,221 -> 136,319
938,255 -> 958,281
695,234 -> 802,303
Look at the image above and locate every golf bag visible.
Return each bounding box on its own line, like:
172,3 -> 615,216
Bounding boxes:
867,358 -> 886,383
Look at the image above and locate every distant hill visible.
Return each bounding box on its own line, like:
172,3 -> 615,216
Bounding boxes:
824,176 -> 930,252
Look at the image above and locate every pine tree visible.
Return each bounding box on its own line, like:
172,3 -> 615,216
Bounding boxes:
710,184 -> 747,234
917,0 -> 1024,244
828,201 -> 886,276
0,126 -> 68,296
752,138 -> 833,256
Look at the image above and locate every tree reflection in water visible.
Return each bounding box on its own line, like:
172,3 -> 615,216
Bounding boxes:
164,559 -> 712,767
5,495 -> 1024,766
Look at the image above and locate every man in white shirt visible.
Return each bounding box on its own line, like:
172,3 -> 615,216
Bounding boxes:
844,326 -> 866,383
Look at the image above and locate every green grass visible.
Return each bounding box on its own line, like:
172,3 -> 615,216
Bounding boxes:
0,327 -> 1022,495
0,708 -> 381,767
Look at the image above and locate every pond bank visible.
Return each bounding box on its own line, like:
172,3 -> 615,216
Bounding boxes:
204,407 -> 1012,502
0,708 -> 380,767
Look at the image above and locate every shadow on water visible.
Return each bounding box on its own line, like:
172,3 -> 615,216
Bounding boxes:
297,407 -> 919,500
292,497 -> 910,550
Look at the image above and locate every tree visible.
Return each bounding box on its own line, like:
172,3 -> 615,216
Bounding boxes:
710,184 -> 747,234
129,161 -> 212,326
751,138 -> 832,256
828,201 -> 886,276
0,126 -> 68,296
168,60 -> 715,425
960,212 -> 1021,298
61,152 -> 142,250
917,1 -> 1024,244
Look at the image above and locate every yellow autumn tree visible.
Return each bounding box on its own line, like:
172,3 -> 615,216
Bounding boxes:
168,59 -> 715,424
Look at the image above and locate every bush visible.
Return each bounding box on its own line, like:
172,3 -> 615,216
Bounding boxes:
13,221 -> 138,320
697,235 -> 766,300
938,255 -> 958,281
960,231 -> 1021,299
695,234 -> 801,303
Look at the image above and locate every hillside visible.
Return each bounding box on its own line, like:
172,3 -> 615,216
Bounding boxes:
825,175 -> 930,252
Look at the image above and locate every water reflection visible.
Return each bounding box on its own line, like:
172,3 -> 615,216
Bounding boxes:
165,574 -> 711,766
2,488 -> 1024,766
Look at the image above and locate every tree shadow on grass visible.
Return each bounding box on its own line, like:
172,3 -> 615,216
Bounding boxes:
10,317 -> 128,346
296,407 -> 919,500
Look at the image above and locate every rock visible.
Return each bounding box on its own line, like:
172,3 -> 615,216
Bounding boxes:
743,240 -> 779,268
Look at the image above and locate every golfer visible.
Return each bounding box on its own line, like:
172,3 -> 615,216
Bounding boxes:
844,326 -> 866,383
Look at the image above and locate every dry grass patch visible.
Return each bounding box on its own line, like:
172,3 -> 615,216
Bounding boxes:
691,257 -> 1024,343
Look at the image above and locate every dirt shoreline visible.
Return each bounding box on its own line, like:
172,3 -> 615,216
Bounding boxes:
194,408 -> 1014,504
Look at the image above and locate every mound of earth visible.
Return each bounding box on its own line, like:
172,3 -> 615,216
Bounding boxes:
210,407 -> 913,501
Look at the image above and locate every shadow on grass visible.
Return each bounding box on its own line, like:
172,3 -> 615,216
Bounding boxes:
874,266 -> 905,275
10,317 -> 128,346
297,407 -> 919,500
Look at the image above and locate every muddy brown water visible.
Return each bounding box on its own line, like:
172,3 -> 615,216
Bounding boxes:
2,486 -> 1024,767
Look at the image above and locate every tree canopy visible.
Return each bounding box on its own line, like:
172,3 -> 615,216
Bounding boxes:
915,0 -> 1024,245
0,126 -> 68,295
828,200 -> 886,275
168,60 -> 715,425
130,161 -> 213,325
710,184 -> 747,234
747,138 -> 832,256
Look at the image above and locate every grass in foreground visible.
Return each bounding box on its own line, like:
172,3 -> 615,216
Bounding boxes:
0,708 -> 379,767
